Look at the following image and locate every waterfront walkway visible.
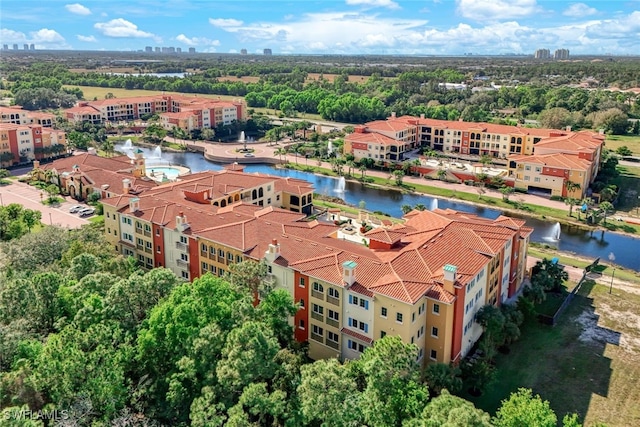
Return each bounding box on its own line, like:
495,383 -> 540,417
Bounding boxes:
175,137 -> 640,223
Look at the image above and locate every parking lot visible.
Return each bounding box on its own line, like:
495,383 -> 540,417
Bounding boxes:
0,181 -> 90,229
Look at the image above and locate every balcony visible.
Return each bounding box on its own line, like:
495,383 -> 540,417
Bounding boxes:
325,338 -> 339,350
311,290 -> 324,300
175,242 -> 188,251
327,295 -> 340,306
144,247 -> 152,254
177,259 -> 189,267
310,332 -> 323,343
311,312 -> 324,322
144,230 -> 151,237
326,318 -> 339,329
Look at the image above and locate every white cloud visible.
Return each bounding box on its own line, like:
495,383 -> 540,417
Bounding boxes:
0,28 -> 69,49
176,34 -> 220,46
65,3 -> 91,15
209,18 -> 243,28
77,34 -> 97,42
345,0 -> 400,9
31,28 -> 66,43
563,3 -> 598,18
456,0 -> 541,21
94,18 -> 156,39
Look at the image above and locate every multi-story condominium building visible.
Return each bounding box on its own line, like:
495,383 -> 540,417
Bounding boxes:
39,152 -> 531,366
96,168 -> 531,365
0,123 -> 67,167
64,94 -> 246,131
345,115 -> 604,198
534,49 -> 551,59
1,107 -> 57,129
554,49 -> 570,60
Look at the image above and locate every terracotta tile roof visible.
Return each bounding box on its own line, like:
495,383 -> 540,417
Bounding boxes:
365,227 -> 407,244
341,327 -> 373,344
346,131 -> 402,146
160,111 -> 197,119
509,152 -> 591,171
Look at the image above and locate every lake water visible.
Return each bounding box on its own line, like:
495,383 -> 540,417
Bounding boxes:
120,145 -> 640,271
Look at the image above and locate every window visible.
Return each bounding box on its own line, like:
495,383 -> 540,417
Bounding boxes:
299,277 -> 306,287
432,327 -> 439,338
327,331 -> 339,343
396,312 -> 403,323
181,253 -> 188,262
312,325 -> 323,336
236,255 -> 242,263
328,310 -> 339,321
299,320 -> 305,329
433,303 -> 440,314
328,288 -> 339,299
181,271 -> 189,279
412,312 -> 416,323
201,243 -> 207,252
201,262 -> 208,271
313,282 -> 323,293
359,298 -> 369,309
180,236 -> 187,244
380,331 -> 387,339
348,340 -> 365,353
430,349 -> 437,360
349,295 -> 369,309
218,249 -> 224,257
312,304 -> 323,315
227,252 -> 233,260
299,299 -> 305,308
267,265 -> 272,274
381,307 -> 388,318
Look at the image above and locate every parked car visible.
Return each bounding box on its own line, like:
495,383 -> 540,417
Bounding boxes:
244,153 -> 255,157
78,207 -> 95,217
69,205 -> 83,213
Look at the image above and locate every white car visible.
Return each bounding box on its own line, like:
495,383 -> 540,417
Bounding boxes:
244,153 -> 255,157
69,205 -> 83,213
78,207 -> 95,217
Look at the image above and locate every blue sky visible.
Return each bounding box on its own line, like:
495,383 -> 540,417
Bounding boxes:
1,1 -> 639,55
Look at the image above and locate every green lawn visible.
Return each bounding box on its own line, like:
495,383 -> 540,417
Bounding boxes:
604,135 -> 640,156
466,280 -> 640,426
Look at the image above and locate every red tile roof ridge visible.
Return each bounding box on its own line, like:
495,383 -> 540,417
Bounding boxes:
341,327 -> 373,344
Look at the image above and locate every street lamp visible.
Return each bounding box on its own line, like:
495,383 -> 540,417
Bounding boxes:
608,252 -> 616,294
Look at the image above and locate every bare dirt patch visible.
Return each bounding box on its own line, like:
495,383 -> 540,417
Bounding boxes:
576,304 -> 640,353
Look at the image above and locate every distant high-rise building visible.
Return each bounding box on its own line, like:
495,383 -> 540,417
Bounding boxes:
145,46 -> 153,52
2,44 -> 8,51
168,47 -> 175,53
29,44 -> 35,50
240,49 -> 247,55
554,49 -> 570,60
155,47 -> 161,53
161,47 -> 168,53
188,47 -> 196,54
263,48 -> 272,55
534,49 -> 550,59
13,44 -> 18,50
176,47 -> 182,53
23,44 -> 29,50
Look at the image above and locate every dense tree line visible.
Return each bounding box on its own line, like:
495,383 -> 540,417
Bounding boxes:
0,220 -> 585,426
6,61 -> 639,129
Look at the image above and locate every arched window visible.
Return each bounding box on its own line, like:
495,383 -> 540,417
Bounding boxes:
227,196 -> 232,204
258,187 -> 264,198
220,199 -> 227,207
252,189 -> 257,200
213,201 -> 219,206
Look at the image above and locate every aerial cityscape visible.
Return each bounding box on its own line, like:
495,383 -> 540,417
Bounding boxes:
1,1 -> 639,426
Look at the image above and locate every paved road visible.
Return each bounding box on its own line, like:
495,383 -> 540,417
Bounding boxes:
0,181 -> 89,229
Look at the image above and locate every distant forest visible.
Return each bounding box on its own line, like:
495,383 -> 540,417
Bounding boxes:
1,53 -> 639,132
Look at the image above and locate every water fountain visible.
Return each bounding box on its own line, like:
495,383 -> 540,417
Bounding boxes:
152,146 -> 162,159
239,131 -> 248,152
122,139 -> 133,150
543,222 -> 561,242
430,198 -> 439,210
335,176 -> 346,193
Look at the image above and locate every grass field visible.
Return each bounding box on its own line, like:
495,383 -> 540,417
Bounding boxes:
467,280 -> 640,426
605,135 -> 640,156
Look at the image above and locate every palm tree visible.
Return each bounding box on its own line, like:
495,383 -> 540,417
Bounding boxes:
437,169 -> 447,181
359,164 -> 367,179
414,204 -> 426,211
599,201 -> 614,225
401,204 -> 413,214
274,148 -> 286,163
500,186 -> 515,201
564,180 -> 581,198
565,197 -> 579,217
